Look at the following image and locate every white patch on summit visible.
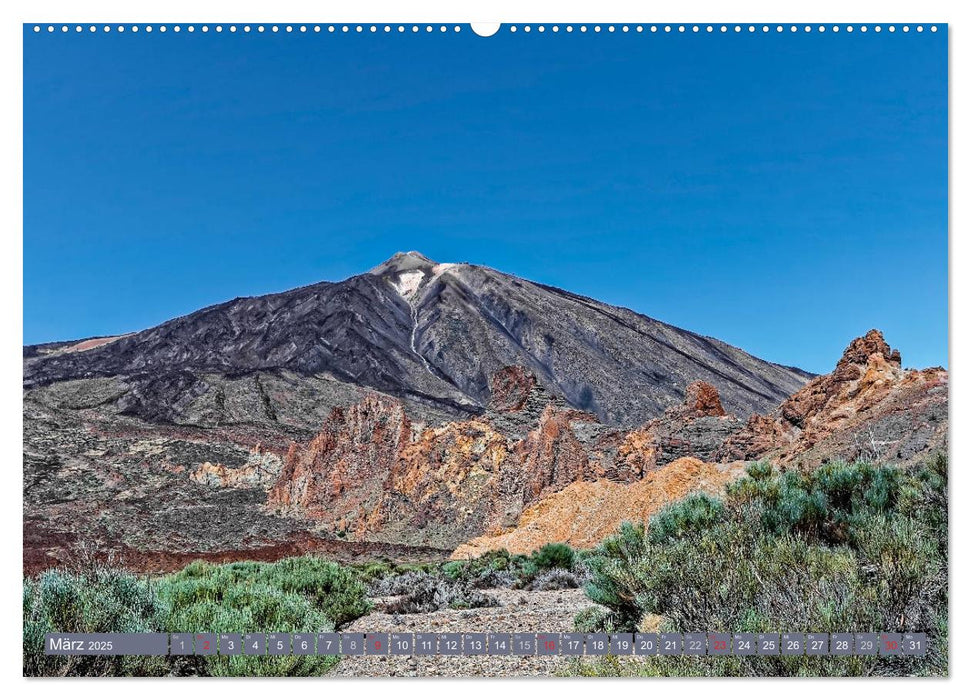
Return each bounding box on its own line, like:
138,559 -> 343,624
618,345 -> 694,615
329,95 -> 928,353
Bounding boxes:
391,270 -> 426,300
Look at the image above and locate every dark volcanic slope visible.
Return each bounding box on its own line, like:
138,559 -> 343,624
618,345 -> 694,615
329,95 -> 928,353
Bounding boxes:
24,252 -> 812,427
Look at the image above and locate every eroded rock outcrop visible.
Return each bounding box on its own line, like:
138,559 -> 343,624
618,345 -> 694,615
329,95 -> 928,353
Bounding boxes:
488,365 -> 537,413
614,381 -> 743,476
452,457 -> 745,557
266,370 -> 752,548
485,365 -> 572,440
267,394 -> 410,528
675,380 -> 728,418
267,333 -> 947,553
518,405 -> 599,502
267,367 -> 642,547
190,446 -> 282,489
715,330 -> 947,467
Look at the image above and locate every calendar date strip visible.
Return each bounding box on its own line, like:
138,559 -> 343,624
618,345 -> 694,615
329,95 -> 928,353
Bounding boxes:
44,632 -> 928,657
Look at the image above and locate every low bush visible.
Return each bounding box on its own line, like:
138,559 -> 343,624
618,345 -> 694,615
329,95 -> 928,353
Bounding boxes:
162,557 -> 371,629
440,545 -> 586,590
354,560 -> 438,585
157,557 -> 371,676
530,543 -> 576,571
23,566 -> 170,677
24,556 -> 372,677
575,457 -> 948,676
526,567 -> 580,591
381,571 -> 498,614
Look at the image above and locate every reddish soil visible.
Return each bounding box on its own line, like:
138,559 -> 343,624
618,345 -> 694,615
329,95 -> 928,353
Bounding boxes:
23,522 -> 448,576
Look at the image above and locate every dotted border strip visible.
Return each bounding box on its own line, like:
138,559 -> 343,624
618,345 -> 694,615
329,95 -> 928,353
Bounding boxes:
30,24 -> 941,35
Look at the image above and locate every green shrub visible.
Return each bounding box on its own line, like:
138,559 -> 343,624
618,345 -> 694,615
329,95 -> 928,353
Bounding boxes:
530,543 -> 576,571
354,561 -> 393,583
24,556 -> 372,677
475,548 -> 515,572
577,457 -> 948,676
161,556 -> 371,630
441,549 -> 539,588
648,493 -> 724,543
159,557 -> 371,676
23,567 -> 169,677
160,581 -> 334,676
441,560 -> 467,581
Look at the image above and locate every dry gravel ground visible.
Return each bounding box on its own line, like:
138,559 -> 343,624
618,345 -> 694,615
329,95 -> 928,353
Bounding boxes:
328,588 -> 601,677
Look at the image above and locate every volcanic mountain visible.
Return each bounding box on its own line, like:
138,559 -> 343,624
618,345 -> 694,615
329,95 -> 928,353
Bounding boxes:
24,252 -> 812,429
22,250 -> 944,570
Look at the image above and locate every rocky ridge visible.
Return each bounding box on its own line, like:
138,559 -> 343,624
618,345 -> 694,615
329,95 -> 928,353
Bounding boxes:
445,330 -> 947,555
266,369 -> 772,550
716,330 -> 947,468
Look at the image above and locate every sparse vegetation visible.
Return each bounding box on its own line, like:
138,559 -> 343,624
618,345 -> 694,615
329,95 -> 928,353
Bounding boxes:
571,456 -> 948,676
435,545 -> 587,591
526,568 -> 581,591
376,571 -> 499,614
360,544 -> 590,615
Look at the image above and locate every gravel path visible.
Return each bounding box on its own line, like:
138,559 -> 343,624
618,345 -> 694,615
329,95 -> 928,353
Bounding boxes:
328,588 -> 600,677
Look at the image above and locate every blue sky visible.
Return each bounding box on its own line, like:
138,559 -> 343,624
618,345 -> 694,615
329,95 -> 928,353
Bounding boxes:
24,26 -> 947,373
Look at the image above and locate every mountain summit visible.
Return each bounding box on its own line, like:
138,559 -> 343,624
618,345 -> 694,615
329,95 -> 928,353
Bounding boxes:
24,253 -> 813,428
369,250 -> 439,275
